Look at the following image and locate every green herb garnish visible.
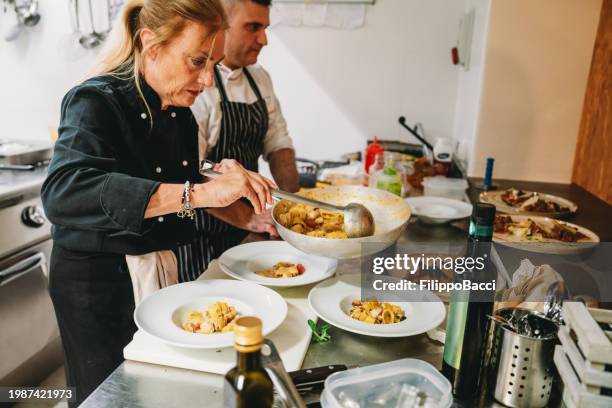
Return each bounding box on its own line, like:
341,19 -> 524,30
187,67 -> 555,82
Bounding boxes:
308,319 -> 331,343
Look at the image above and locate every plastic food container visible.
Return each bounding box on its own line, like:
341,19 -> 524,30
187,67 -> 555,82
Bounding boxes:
320,358 -> 452,408
423,176 -> 468,201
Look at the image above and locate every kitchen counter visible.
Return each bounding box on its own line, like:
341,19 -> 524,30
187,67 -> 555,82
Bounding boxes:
81,216 -> 471,408
80,179 -> 608,407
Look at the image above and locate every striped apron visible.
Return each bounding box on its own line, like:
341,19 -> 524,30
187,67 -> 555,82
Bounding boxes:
176,66 -> 269,282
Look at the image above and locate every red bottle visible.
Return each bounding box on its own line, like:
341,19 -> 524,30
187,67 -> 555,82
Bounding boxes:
365,137 -> 384,173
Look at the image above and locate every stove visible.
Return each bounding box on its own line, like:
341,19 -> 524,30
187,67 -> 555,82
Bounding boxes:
0,139 -> 53,166
0,139 -> 51,200
0,140 -> 62,388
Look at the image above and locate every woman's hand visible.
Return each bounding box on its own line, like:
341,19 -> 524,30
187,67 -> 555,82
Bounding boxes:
204,201 -> 279,238
194,159 -> 276,214
244,208 -> 279,238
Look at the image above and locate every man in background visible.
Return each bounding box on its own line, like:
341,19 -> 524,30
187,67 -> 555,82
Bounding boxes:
179,0 -> 299,280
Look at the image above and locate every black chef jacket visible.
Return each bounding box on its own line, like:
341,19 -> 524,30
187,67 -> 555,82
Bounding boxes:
42,75 -> 202,255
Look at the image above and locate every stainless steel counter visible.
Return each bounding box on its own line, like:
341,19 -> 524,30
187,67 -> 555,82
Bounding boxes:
80,218 -> 478,408
79,326 -> 449,408
78,177 -> 603,407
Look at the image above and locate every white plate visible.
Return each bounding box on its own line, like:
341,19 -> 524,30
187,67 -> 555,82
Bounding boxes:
480,190 -> 578,218
493,215 -> 599,254
218,241 -> 338,287
405,196 -> 472,224
134,280 -> 287,349
308,274 -> 446,337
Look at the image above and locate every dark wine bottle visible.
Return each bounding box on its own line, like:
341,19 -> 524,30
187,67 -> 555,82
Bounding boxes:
442,202 -> 496,399
224,316 -> 274,408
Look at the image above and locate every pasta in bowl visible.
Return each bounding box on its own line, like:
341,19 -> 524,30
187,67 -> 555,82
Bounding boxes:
272,186 -> 411,259
181,301 -> 239,334
275,201 -> 347,239
347,300 -> 406,324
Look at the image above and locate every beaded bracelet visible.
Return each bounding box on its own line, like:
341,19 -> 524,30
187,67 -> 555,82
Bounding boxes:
177,181 -> 196,220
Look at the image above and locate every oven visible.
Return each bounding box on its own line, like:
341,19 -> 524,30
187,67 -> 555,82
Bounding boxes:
0,143 -> 63,388
0,237 -> 62,387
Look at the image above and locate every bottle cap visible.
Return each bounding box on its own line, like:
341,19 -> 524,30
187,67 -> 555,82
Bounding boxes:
233,316 -> 264,352
368,137 -> 383,152
471,202 -> 496,225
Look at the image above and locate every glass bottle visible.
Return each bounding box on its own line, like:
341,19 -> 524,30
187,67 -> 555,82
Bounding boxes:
224,317 -> 274,408
442,203 -> 496,399
375,157 -> 402,196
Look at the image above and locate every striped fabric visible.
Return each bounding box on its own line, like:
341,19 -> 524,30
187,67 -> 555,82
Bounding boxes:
175,67 -> 269,282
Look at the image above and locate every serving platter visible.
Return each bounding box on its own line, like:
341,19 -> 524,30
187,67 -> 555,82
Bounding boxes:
493,215 -> 599,254
480,189 -> 578,218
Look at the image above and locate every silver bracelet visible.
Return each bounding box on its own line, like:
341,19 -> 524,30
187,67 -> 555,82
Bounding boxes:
177,181 -> 196,220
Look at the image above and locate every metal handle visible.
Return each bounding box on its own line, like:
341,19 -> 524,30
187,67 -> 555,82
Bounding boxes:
261,339 -> 307,408
271,189 -> 343,213
398,116 -> 434,151
200,165 -> 344,213
290,364 -> 348,389
0,252 -> 46,287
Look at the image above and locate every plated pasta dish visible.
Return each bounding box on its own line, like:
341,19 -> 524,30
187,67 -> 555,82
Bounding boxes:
255,262 -> 305,278
347,300 -> 405,324
275,200 -> 347,239
182,301 -> 238,334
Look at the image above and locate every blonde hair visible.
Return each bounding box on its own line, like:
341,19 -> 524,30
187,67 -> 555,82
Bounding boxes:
94,0 -> 227,121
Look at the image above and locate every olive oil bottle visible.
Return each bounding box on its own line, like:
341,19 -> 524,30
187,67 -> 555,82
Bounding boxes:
442,203 -> 496,399
224,316 -> 274,408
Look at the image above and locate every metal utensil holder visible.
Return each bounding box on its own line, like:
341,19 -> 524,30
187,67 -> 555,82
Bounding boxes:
487,312 -> 557,408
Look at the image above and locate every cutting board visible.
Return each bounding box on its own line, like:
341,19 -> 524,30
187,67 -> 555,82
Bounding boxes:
123,260 -> 317,374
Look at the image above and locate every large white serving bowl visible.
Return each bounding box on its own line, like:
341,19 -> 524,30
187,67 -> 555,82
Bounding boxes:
308,274 -> 446,337
134,280 -> 287,349
272,186 -> 411,259
218,241 -> 337,287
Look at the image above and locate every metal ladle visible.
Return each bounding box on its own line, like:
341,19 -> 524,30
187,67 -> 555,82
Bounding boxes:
200,161 -> 375,238
76,0 -> 101,49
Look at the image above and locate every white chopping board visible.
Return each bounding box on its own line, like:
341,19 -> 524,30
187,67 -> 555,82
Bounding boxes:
123,260 -> 318,374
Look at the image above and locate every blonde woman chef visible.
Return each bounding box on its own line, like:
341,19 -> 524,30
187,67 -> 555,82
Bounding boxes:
41,0 -> 275,404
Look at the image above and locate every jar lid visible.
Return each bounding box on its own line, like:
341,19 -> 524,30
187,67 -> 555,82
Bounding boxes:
321,358 -> 452,408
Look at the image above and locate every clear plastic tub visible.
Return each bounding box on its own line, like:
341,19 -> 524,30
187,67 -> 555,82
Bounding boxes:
320,358 -> 452,408
423,176 -> 468,201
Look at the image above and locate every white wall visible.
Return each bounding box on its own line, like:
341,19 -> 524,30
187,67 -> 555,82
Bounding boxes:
1,0 -> 467,172
467,0 -> 602,182
0,1 -> 100,143
451,0 -> 491,170
259,0 -> 466,162
1,1 -> 602,184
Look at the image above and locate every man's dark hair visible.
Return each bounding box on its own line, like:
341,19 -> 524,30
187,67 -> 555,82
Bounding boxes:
224,0 -> 271,9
